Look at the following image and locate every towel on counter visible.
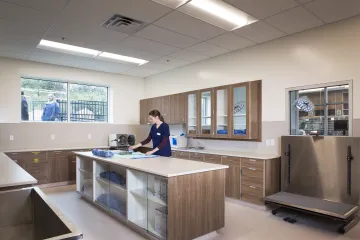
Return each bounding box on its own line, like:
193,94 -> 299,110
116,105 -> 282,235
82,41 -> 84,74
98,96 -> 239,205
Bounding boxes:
100,171 -> 126,187
92,149 -> 114,158
97,194 -> 126,216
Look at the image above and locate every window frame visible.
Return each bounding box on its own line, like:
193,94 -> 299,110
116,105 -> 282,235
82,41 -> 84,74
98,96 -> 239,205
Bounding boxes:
21,76 -> 110,123
286,80 -> 353,136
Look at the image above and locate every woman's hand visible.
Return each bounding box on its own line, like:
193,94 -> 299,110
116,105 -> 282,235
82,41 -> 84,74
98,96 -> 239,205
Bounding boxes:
145,151 -> 153,156
129,145 -> 137,151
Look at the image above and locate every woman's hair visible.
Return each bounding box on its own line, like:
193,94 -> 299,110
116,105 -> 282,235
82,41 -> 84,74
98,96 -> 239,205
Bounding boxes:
149,109 -> 165,122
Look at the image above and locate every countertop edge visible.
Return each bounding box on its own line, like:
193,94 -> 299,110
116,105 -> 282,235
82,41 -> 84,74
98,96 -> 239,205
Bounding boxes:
75,152 -> 229,178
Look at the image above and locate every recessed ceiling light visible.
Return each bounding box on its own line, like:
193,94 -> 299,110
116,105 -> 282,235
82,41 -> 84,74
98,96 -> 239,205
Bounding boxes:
179,0 -> 257,31
37,40 -> 100,58
37,40 -> 149,65
97,52 -> 149,65
152,0 -> 189,9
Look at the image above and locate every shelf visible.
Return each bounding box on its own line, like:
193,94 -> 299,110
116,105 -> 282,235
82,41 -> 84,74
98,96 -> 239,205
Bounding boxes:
217,115 -> 228,117
79,168 -> 93,175
130,189 -> 167,206
202,116 -> 211,118
132,218 -> 147,230
234,124 -> 246,126
96,177 -> 127,192
234,114 -> 246,117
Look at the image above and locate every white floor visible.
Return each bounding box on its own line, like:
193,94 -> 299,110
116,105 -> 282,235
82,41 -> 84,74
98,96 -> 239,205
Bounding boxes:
42,185 -> 360,240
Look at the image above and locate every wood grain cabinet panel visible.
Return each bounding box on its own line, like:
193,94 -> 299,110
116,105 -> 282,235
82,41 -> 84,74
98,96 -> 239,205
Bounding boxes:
189,152 -> 204,161
225,165 -> 241,199
203,154 -> 221,164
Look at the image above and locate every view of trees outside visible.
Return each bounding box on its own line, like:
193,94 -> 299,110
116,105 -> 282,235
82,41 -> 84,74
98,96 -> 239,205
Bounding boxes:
21,78 -> 108,122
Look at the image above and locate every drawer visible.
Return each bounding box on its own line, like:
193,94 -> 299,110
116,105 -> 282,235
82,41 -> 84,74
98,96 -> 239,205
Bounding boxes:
5,152 -> 27,159
31,172 -> 49,185
221,156 -> 241,166
242,166 -> 263,178
241,193 -> 264,205
24,157 -> 48,166
176,151 -> 190,160
204,154 -> 221,164
242,158 -> 264,169
189,152 -> 204,161
26,164 -> 49,174
47,150 -> 70,158
242,183 -> 263,197
22,151 -> 47,158
242,175 -> 263,186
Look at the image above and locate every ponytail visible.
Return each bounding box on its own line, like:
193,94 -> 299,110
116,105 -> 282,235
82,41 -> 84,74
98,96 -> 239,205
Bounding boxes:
149,109 -> 165,122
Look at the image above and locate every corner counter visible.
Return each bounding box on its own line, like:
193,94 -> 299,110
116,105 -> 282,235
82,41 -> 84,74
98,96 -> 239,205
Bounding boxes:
75,151 -> 228,240
0,152 -> 37,190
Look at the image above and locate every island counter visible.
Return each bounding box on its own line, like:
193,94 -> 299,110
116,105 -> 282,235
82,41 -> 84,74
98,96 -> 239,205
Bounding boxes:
75,151 -> 228,240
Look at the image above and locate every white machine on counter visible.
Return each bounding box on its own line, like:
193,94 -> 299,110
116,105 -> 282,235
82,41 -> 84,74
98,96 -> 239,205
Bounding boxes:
109,134 -> 136,149
169,135 -> 187,149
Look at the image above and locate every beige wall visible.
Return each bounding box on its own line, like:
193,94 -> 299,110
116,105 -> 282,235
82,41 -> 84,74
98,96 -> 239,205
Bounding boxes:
145,16 -> 360,154
0,57 -> 145,124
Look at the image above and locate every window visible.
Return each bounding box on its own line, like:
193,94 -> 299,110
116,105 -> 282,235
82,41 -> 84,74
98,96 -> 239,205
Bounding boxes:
290,83 -> 350,136
21,78 -> 108,122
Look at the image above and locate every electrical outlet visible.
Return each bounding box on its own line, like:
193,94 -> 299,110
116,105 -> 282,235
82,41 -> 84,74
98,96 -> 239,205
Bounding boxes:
9,135 -> 14,141
88,134 -> 92,139
271,139 -> 275,146
51,134 -> 55,140
266,139 -> 270,147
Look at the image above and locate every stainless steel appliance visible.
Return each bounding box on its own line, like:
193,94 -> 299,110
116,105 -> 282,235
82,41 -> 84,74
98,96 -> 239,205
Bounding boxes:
109,134 -> 136,150
265,136 -> 360,233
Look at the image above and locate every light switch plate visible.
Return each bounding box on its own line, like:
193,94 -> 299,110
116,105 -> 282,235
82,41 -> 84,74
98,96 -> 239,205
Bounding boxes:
271,139 -> 275,146
9,135 -> 14,141
51,134 -> 55,140
88,134 -> 92,139
266,139 -> 270,147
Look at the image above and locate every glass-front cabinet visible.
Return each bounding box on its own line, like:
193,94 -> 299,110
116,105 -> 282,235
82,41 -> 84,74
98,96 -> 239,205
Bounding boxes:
186,91 -> 198,137
231,83 -> 248,138
200,89 -> 213,137
214,86 -> 230,138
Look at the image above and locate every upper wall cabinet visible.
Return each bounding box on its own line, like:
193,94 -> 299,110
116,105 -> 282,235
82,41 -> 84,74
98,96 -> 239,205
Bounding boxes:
139,80 -> 262,141
214,86 -> 230,138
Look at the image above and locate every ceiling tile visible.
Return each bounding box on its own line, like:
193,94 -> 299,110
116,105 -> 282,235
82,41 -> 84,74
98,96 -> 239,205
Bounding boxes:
140,62 -> 176,72
0,50 -> 29,60
223,0 -> 299,19
266,6 -> 324,34
117,36 -> 180,55
0,1 -> 56,34
135,25 -> 200,48
150,0 -> 188,9
155,56 -> 191,67
169,50 -> 210,62
234,21 -> 287,43
0,17 -> 46,38
305,0 -> 360,23
5,0 -> 70,12
125,68 -> 161,77
0,33 -> 40,54
186,42 -> 230,57
207,33 -> 255,51
153,11 -> 226,41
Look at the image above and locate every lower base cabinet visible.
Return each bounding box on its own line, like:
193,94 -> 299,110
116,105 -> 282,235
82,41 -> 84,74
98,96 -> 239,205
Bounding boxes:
225,165 -> 241,200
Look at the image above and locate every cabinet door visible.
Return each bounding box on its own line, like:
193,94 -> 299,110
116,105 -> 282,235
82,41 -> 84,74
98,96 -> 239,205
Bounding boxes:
230,83 -> 249,139
178,93 -> 186,124
162,96 -> 171,123
199,89 -> 214,137
186,91 -> 199,137
68,154 -> 77,181
49,156 -> 69,183
214,86 -> 230,138
140,99 -> 148,125
225,165 -> 241,199
170,94 -> 186,124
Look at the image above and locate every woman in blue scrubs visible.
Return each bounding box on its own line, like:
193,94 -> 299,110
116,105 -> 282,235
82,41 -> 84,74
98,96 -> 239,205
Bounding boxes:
129,110 -> 171,157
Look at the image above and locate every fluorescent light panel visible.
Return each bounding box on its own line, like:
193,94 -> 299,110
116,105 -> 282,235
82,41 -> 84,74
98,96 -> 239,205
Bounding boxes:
38,40 -> 100,58
97,52 -> 148,65
37,40 -> 148,65
179,0 -> 258,31
152,0 -> 189,9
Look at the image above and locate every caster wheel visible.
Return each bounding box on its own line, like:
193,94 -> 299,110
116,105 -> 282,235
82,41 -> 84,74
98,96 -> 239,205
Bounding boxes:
272,210 -> 277,215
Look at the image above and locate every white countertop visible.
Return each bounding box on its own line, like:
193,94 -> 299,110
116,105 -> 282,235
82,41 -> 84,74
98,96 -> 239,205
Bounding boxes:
171,148 -> 280,160
75,151 -> 228,178
2,146 -> 109,153
0,153 -> 37,188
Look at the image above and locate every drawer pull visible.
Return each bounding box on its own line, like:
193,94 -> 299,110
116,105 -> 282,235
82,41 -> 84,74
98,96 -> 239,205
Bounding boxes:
72,161 -> 76,163
222,156 -> 227,158
248,168 -> 256,171
12,153 -> 18,155
14,160 -> 18,163
210,158 -> 215,160
34,158 -> 39,163
249,159 -> 257,162
35,171 -> 40,173
250,186 -> 256,189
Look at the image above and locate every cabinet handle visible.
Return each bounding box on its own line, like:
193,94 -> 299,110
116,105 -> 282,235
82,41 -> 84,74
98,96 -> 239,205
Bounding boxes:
72,161 -> 76,163
222,156 -> 227,158
14,160 -> 18,163
250,186 -> 256,189
249,159 -> 257,162
12,153 -> 18,155
248,168 -> 256,171
35,171 -> 40,173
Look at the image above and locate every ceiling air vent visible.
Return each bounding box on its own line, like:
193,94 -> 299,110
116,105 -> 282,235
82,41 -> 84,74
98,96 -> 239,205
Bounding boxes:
101,14 -> 146,35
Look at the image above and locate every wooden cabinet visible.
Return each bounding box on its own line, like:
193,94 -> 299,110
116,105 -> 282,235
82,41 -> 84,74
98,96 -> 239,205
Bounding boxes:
186,91 -> 199,137
49,151 -> 70,183
214,86 -> 230,138
199,89 -> 214,137
230,81 -> 261,140
170,93 -> 186,124
174,151 -> 190,160
162,95 -> 171,122
140,99 -> 148,125
221,156 -> 241,199
189,152 -> 204,161
204,154 -> 221,164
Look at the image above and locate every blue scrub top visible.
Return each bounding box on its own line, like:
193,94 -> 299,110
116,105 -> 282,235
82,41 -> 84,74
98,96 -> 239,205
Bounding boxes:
150,123 -> 171,157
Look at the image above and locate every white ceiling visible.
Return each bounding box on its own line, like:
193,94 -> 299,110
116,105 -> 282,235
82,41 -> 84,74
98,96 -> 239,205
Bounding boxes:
0,0 -> 360,77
